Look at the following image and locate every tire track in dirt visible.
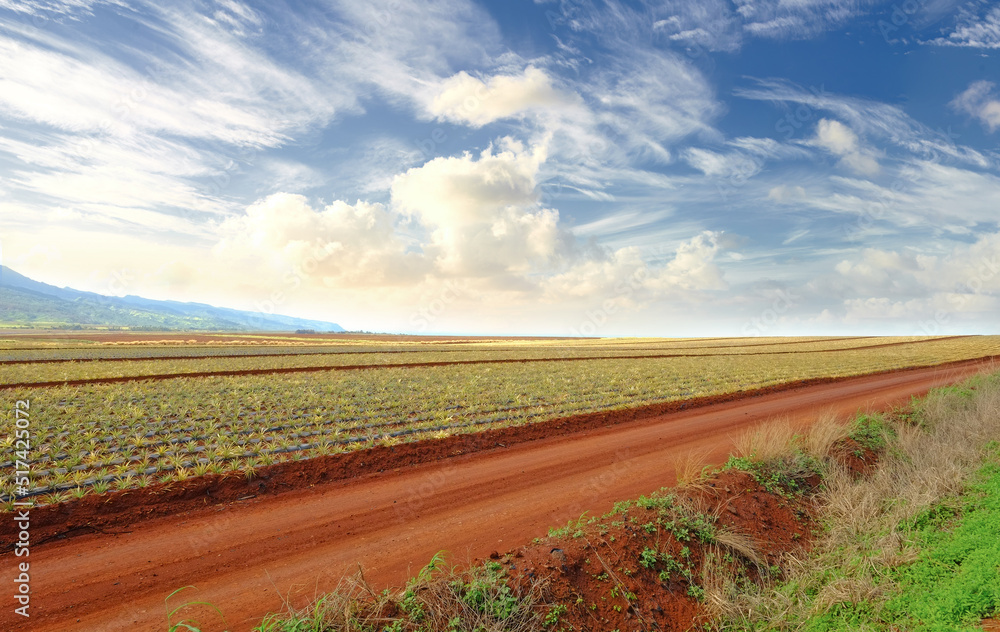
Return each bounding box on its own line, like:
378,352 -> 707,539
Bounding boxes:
2,357 -> 996,632
0,336 -> 976,389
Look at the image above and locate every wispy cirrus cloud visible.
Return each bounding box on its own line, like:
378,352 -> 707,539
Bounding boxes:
951,81 -> 1000,133
926,2 -> 1000,49
734,78 -> 992,168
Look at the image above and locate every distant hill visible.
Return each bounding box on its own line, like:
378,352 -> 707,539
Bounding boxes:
0,266 -> 344,332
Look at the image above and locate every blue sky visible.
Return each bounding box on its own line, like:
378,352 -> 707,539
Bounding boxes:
1,0 -> 999,336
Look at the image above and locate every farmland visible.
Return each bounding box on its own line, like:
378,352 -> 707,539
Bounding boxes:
2,333 -> 999,509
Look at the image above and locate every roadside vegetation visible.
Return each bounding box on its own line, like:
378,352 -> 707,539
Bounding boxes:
709,369 -> 1000,631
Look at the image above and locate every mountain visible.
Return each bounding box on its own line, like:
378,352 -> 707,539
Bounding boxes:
0,266 -> 344,332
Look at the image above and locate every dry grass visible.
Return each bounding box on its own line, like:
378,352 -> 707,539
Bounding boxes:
733,417 -> 799,463
255,554 -> 552,632
705,370 -> 1000,630
734,414 -> 850,464
674,446 -> 716,491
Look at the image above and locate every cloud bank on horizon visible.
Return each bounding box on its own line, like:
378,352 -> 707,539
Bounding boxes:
1,0 -> 998,336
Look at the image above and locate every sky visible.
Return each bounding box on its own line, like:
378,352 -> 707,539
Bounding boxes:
0,0 -> 999,336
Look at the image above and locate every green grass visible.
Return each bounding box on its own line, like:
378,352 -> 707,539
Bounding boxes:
802,448 -> 1000,631
885,448 -> 1000,630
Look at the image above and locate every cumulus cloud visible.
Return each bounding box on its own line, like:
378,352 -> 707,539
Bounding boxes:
542,231 -> 730,304
951,81 -> 1000,133
822,233 -> 1000,327
812,119 -> 880,176
390,139 -> 577,280
429,66 -> 570,127
213,137 -> 736,312
648,231 -> 729,292
215,193 -> 428,287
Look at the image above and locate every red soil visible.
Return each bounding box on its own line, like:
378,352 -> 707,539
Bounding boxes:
0,359 -> 993,632
500,467 -> 819,631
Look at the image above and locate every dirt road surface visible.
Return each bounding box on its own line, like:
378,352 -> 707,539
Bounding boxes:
5,359 -> 994,632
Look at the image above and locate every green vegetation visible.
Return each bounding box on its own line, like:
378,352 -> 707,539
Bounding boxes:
251,553 -> 553,632
709,370 -> 1000,631
0,287 -> 249,332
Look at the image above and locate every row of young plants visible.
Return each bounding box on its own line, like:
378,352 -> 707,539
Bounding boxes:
0,343 -> 380,362
6,347 -> 999,509
0,334 -> 877,357
163,369 -> 1000,632
0,336 -> 952,383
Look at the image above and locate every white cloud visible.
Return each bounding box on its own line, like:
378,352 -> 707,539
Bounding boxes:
542,231 -> 730,301
391,139 -> 576,279
648,230 -> 729,292
735,79 -> 990,168
821,233 -> 1000,327
215,193 -> 428,287
732,0 -> 878,40
429,66 -> 570,127
814,118 -> 858,155
926,4 -> 1000,49
651,0 -> 742,52
951,81 -> 1000,133
768,185 -> 807,203
812,119 -> 880,176
588,50 -> 721,162
0,0 -> 120,18
211,138 -> 736,309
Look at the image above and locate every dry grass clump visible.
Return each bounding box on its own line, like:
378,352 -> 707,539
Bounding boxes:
705,370 -> 1000,630
674,446 -> 715,490
733,414 -> 851,465
253,554 -> 552,632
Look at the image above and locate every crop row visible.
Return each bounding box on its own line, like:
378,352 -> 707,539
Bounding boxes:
0,336 -> 947,384
0,335 -> 930,363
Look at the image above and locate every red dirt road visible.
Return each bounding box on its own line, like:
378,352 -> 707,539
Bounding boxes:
5,360 -> 995,632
